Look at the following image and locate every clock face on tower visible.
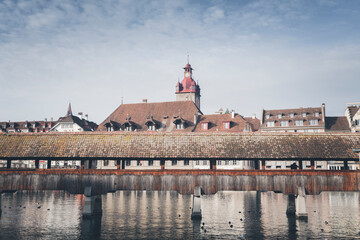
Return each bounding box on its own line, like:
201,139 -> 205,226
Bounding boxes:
185,72 -> 190,77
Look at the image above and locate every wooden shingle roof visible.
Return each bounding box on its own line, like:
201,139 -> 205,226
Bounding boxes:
0,132 -> 359,160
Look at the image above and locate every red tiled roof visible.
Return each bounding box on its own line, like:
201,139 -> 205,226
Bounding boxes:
98,101 -> 201,132
194,113 -> 252,132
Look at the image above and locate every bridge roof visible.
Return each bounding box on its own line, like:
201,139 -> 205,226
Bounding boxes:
0,132 -> 359,160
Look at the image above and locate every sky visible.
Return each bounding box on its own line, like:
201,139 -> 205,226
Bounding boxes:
1,0 -> 360,124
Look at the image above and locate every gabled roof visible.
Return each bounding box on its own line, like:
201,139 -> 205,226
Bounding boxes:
55,115 -> 97,131
194,113 -> 253,132
347,106 -> 360,120
325,117 -> 350,132
98,101 -> 201,132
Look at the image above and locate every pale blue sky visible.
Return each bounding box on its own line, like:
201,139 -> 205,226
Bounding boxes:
1,0 -> 359,123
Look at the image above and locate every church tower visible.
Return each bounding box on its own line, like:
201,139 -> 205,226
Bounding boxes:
175,60 -> 201,109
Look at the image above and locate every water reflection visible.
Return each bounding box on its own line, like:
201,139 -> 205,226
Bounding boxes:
1,190 -> 360,239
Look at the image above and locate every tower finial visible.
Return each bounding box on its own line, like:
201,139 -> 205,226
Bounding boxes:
67,102 -> 72,117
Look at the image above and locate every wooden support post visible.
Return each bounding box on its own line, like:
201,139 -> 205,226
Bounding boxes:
122,160 -> 125,170
47,160 -> 51,169
298,160 -> 303,170
116,160 -> 121,169
81,160 -> 85,170
7,159 -> 11,169
35,160 -> 40,169
344,160 -> 349,170
311,160 -> 315,170
210,160 -> 216,170
261,160 -> 266,170
160,160 -> 165,170
88,160 -> 92,169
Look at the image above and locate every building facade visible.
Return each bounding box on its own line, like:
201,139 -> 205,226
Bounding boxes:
345,103 -> 360,133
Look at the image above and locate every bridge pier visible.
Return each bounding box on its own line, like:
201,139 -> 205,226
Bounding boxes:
191,186 -> 202,220
286,188 -> 308,219
83,187 -> 102,217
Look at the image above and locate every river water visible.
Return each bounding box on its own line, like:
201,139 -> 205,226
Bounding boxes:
0,190 -> 359,239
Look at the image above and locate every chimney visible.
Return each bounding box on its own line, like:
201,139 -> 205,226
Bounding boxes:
321,103 -> 326,123
78,112 -> 83,119
45,118 -> 47,122
143,99 -> 147,103
51,117 -> 53,121
85,114 -> 88,121
194,114 -> 198,125
252,114 -> 256,119
231,110 -> 235,118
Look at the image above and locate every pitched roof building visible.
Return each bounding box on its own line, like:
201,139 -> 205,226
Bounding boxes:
260,104 -> 326,132
193,112 -> 259,132
98,101 -> 201,132
50,103 -> 98,132
0,120 -> 56,133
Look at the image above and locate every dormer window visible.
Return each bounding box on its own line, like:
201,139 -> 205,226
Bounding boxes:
314,112 -> 320,117
124,123 -> 133,131
173,117 -> 186,130
280,121 -> 289,127
145,116 -> 157,131
302,113 -> 307,117
223,121 -> 230,129
201,122 -> 208,130
309,119 -> 318,125
265,114 -> 270,119
289,113 -> 294,118
277,114 -> 282,119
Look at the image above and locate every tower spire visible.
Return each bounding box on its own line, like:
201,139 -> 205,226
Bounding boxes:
66,102 -> 72,117
187,53 -> 189,64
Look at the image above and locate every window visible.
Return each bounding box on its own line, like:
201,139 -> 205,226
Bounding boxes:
314,112 -> 320,117
137,160 -> 142,166
149,160 -> 153,166
265,115 -> 270,119
217,160 -> 222,165
233,160 -> 237,165
126,160 -> 131,166
223,122 -> 230,129
280,121 -> 289,127
309,119 -> 318,125
203,160 -> 207,165
172,160 -> 177,166
201,122 -> 208,130
184,160 -> 189,166
225,160 -> 229,165
196,160 -> 200,165
302,113 -> 307,117
176,123 -> 184,129
148,124 -> 156,131
295,120 -> 303,126
125,126 -> 132,131
266,121 -> 275,127
277,114 -> 282,119
289,113 -> 294,118
104,160 -> 109,166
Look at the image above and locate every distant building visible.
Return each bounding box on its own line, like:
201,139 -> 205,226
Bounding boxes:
260,104 -> 326,132
0,120 -> 56,133
50,103 -> 97,132
345,103 -> 360,133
